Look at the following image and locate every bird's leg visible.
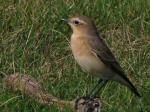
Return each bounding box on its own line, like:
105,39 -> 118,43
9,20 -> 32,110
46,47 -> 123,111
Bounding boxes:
92,80 -> 108,97
88,79 -> 103,97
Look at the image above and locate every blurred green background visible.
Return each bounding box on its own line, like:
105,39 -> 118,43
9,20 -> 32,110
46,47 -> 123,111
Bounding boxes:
0,0 -> 150,112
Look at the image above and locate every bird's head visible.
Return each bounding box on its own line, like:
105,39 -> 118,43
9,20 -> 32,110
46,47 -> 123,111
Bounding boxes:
62,16 -> 98,35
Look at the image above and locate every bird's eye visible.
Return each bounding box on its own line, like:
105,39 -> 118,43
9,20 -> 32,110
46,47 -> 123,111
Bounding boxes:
74,20 -> 80,25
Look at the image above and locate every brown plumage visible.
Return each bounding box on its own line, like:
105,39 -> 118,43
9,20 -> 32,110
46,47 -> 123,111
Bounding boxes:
64,16 -> 141,97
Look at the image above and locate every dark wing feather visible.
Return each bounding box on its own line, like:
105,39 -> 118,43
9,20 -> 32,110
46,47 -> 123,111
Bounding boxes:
87,35 -> 141,97
87,36 -> 124,75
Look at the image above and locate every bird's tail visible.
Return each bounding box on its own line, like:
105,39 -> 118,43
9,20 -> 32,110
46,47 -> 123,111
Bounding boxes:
117,75 -> 141,97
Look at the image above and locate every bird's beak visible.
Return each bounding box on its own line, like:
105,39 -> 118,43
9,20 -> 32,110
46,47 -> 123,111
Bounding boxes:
61,19 -> 71,24
61,19 -> 67,22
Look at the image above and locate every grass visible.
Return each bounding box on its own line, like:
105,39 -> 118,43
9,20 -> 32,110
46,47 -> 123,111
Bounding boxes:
0,0 -> 150,111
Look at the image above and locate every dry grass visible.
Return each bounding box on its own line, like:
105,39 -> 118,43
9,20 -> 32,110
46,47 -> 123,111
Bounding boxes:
0,0 -> 150,111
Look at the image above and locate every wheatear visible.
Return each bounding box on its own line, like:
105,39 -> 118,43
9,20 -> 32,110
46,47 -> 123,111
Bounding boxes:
63,16 -> 141,97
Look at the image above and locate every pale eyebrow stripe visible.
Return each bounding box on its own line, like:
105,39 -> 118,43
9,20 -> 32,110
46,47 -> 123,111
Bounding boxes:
76,18 -> 87,24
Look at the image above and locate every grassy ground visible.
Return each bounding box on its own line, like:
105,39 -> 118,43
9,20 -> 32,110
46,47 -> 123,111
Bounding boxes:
0,0 -> 150,112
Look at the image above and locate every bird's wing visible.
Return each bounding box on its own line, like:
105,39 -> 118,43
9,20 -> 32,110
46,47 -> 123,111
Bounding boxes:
87,35 -> 141,97
87,36 -> 125,75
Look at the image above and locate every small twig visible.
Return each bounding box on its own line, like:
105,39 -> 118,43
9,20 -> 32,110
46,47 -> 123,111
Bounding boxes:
2,73 -> 102,112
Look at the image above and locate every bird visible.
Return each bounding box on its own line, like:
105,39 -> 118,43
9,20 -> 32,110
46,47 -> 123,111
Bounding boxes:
62,16 -> 141,97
